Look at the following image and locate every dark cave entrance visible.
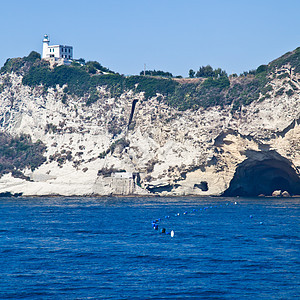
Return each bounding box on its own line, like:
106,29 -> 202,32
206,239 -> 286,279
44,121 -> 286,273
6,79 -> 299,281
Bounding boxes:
222,152 -> 300,197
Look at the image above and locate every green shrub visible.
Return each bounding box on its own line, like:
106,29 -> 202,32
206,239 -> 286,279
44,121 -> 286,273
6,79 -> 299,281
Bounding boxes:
275,87 -> 285,96
202,76 -> 230,89
256,64 -> 268,74
288,80 -> 298,90
86,91 -> 99,105
24,51 -> 41,63
277,73 -> 289,79
86,61 -> 113,74
99,151 -> 107,159
139,70 -> 173,78
261,84 -> 273,95
189,69 -> 195,78
62,93 -> 67,104
45,123 -> 58,134
269,47 -> 300,73
125,76 -> 177,99
0,133 -> 46,178
0,51 -> 42,74
225,76 -> 264,107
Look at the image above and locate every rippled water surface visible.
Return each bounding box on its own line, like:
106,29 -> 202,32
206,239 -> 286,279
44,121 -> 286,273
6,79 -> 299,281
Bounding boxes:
0,196 -> 299,299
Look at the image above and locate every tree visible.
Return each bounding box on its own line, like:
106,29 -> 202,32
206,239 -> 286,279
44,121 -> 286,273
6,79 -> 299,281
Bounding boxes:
77,58 -> 85,65
24,51 -> 41,62
196,65 -> 214,78
139,70 -> 173,78
256,64 -> 268,74
189,69 -> 195,78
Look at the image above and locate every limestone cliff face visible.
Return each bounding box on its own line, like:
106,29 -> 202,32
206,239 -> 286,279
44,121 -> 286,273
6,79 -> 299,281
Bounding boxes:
0,66 -> 299,196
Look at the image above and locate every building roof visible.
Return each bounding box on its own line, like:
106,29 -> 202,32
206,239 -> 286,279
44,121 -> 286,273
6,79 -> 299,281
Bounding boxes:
48,45 -> 73,48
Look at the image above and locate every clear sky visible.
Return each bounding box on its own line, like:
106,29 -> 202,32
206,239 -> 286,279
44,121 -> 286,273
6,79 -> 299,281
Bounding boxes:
1,0 -> 300,77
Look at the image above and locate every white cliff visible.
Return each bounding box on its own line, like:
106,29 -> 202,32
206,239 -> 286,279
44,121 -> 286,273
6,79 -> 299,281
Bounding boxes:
0,64 -> 299,197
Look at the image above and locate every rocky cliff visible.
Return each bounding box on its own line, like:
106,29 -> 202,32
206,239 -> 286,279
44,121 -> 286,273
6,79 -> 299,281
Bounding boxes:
0,50 -> 299,197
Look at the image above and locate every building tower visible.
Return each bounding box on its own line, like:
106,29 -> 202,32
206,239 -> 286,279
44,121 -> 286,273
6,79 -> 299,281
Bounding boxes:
42,34 -> 50,59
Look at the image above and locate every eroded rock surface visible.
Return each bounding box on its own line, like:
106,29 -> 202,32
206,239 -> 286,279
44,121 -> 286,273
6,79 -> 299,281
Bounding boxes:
0,66 -> 299,197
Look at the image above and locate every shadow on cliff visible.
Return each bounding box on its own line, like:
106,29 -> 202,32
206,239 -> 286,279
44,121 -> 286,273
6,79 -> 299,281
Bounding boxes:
222,150 -> 300,197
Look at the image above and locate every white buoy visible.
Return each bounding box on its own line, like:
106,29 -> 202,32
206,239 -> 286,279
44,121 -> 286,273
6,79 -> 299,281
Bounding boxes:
170,230 -> 175,237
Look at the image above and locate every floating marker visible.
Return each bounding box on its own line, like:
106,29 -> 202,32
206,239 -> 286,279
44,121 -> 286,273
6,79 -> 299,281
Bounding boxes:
151,200 -> 243,238
259,222 -> 263,225
249,215 -> 253,218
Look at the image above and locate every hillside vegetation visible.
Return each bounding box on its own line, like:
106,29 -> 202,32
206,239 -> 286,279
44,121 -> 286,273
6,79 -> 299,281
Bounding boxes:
1,47 -> 300,110
0,133 -> 46,179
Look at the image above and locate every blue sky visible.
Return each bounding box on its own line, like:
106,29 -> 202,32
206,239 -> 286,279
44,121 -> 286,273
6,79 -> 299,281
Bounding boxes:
1,0 -> 300,76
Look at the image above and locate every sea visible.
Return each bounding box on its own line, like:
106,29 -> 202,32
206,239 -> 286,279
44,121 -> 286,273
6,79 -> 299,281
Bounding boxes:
0,196 -> 299,299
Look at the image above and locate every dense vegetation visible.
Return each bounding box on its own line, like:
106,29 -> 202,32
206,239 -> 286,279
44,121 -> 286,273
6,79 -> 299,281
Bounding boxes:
189,65 -> 228,78
269,46 -> 300,73
167,76 -> 231,110
14,54 -> 178,104
0,133 -> 46,179
1,47 -> 300,111
139,70 -> 173,78
0,51 -> 42,75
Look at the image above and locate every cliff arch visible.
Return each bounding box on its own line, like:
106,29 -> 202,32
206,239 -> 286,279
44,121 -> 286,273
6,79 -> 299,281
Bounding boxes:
222,150 -> 300,197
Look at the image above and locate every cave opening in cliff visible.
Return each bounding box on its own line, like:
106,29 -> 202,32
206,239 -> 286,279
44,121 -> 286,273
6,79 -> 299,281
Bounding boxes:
222,151 -> 300,197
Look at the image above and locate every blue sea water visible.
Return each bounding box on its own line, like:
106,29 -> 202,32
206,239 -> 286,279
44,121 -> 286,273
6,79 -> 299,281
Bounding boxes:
0,196 -> 299,299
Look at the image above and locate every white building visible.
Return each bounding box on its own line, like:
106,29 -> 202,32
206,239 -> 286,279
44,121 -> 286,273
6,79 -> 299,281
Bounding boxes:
42,34 -> 73,64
